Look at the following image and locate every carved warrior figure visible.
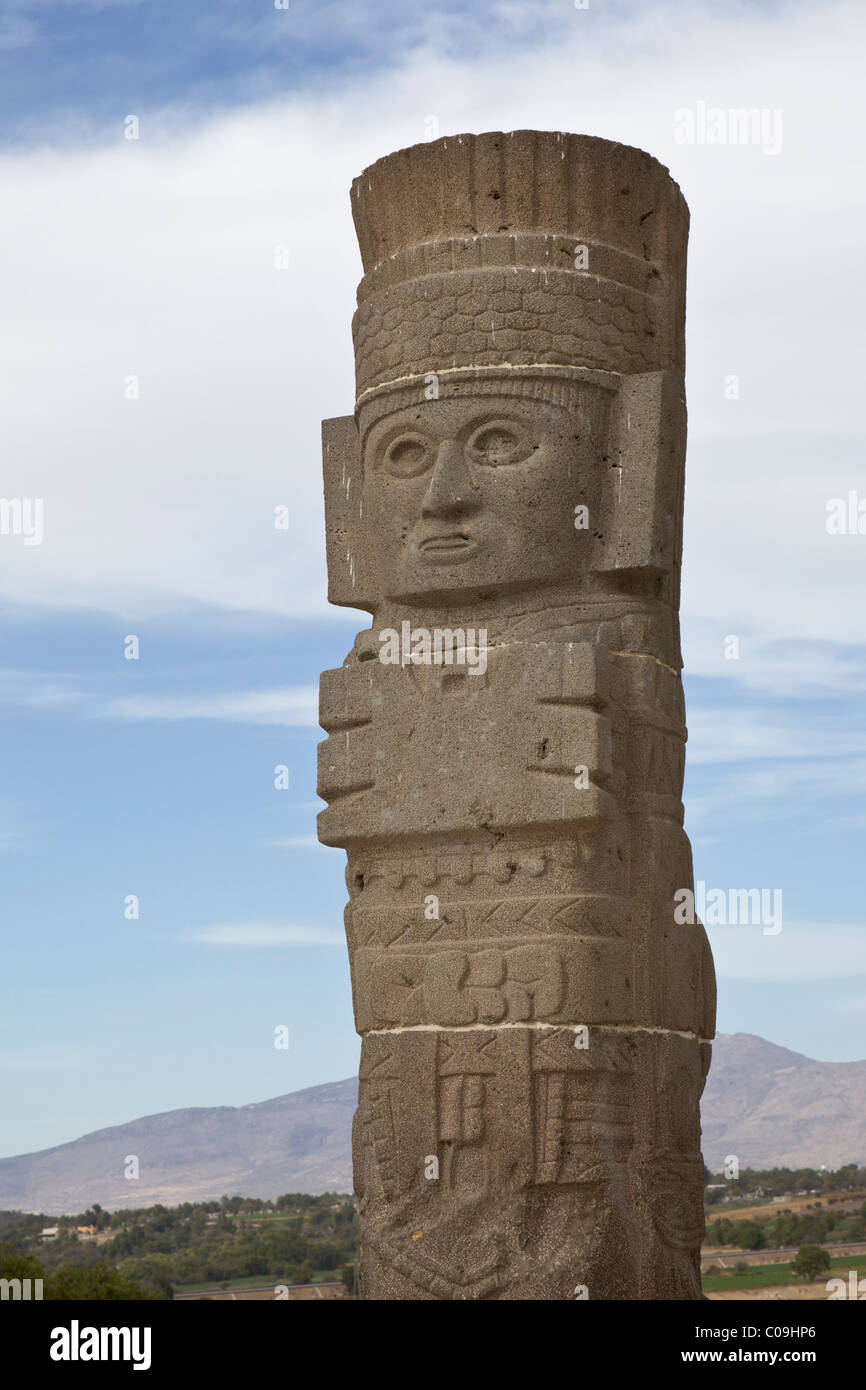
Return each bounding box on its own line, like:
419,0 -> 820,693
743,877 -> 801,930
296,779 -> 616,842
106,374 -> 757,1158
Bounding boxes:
317,131 -> 716,1300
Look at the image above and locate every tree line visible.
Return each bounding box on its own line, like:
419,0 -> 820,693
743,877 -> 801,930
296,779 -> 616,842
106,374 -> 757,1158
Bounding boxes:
0,1192 -> 359,1299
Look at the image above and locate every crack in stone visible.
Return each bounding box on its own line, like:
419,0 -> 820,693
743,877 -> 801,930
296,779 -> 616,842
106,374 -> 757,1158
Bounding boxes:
608,650 -> 680,676
364,1021 -> 710,1041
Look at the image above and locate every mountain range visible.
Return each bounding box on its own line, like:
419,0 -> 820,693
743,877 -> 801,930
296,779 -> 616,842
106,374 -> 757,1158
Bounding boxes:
1,1034 -> 863,1215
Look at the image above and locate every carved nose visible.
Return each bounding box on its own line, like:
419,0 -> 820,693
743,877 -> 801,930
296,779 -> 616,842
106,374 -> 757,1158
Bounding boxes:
420,440 -> 480,518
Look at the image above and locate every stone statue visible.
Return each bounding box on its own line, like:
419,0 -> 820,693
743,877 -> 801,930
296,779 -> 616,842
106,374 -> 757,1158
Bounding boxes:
317,131 -> 716,1299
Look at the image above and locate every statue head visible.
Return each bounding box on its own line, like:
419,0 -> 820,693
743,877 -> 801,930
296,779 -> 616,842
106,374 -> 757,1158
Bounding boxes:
322,132 -> 689,615
357,371 -> 613,604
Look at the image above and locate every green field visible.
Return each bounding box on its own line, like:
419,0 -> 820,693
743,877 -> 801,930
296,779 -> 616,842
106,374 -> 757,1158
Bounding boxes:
176,1269 -> 340,1295
702,1252 -> 866,1293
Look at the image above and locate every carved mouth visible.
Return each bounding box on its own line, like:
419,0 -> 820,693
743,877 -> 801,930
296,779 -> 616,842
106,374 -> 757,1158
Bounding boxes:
418,532 -> 477,560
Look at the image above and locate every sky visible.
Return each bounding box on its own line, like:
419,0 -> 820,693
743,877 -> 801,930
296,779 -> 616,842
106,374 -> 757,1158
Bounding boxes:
1,0 -> 865,1159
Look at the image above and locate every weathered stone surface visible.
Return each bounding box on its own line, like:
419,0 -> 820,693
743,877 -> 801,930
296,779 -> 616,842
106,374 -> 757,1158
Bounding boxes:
317,131 -> 715,1299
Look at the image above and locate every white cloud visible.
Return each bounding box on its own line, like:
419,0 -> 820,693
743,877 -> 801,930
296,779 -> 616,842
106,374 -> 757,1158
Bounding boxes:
0,674 -> 319,725
685,757 -> 866,830
686,707 -> 866,766
681,435 -> 866,684
0,676 -> 87,711
831,813 -> 866,830
186,923 -> 343,946
708,922 -> 866,982
101,687 -> 318,725
0,0 -> 863,666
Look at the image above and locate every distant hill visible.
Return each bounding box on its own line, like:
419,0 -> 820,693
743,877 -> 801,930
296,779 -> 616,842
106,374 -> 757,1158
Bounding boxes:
0,1079 -> 357,1215
1,1035 -> 864,1215
700,1032 -> 866,1171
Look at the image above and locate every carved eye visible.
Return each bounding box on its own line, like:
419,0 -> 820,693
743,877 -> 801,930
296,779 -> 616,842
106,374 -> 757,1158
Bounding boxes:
382,433 -> 433,478
466,421 -> 535,466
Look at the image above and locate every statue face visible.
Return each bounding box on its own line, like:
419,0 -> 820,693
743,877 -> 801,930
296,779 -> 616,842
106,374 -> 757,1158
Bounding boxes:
361,395 -> 603,603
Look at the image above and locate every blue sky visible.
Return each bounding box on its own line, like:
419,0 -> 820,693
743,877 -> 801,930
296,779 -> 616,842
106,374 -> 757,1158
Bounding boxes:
1,0 -> 865,1158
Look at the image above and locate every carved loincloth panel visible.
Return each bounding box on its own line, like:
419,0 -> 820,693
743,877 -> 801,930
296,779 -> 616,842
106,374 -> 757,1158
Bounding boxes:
356,1027 -> 640,1195
355,1026 -> 648,1298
